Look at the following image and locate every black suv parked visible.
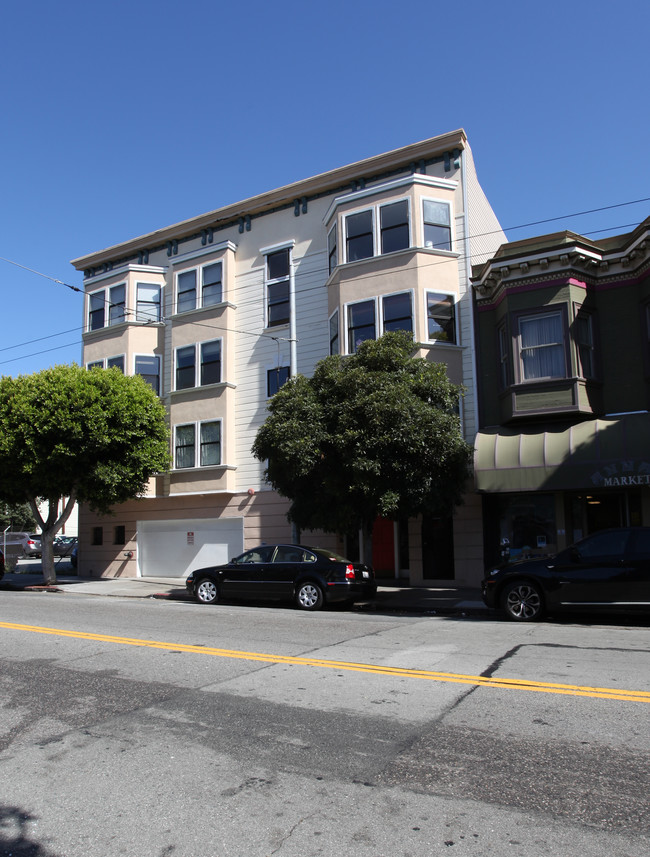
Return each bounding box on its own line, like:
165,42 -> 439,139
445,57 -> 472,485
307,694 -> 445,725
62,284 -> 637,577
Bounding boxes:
482,527 -> 650,621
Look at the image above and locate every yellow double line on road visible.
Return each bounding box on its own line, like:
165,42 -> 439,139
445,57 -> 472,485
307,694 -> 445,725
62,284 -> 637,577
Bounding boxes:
2,621 -> 649,704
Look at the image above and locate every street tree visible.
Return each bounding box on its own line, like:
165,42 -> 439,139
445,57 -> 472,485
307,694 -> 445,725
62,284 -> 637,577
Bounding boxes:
0,365 -> 170,584
252,331 -> 472,564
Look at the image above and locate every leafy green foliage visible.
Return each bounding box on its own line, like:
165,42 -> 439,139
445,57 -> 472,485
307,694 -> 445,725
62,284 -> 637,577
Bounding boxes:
0,364 -> 170,513
0,365 -> 170,581
252,331 -> 472,545
0,502 -> 36,532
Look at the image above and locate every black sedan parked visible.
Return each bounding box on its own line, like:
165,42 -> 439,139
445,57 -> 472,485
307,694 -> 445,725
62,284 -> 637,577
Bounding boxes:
186,544 -> 376,611
482,527 -> 650,621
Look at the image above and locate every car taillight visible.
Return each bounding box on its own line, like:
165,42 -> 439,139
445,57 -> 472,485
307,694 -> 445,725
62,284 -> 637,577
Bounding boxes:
345,565 -> 355,580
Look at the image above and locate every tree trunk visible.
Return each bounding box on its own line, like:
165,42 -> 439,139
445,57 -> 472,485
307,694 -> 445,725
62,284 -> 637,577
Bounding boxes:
29,494 -> 77,585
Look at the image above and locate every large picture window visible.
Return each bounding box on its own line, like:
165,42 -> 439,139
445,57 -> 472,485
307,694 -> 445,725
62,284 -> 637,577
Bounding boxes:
519,311 -> 565,380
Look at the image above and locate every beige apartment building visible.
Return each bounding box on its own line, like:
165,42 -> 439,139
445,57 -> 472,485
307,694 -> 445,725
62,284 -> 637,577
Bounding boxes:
71,129 -> 505,585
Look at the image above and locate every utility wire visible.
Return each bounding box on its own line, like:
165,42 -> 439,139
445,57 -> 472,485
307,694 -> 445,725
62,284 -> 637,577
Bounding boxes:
1,196 -> 648,364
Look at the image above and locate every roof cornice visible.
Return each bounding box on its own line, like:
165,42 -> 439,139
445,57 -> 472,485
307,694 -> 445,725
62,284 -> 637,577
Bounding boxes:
71,130 -> 467,270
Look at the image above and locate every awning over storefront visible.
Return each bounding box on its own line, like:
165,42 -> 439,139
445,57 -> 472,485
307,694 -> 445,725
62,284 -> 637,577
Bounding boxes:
474,413 -> 650,493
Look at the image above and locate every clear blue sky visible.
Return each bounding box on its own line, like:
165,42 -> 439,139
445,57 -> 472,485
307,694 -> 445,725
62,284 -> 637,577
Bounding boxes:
2,0 -> 649,376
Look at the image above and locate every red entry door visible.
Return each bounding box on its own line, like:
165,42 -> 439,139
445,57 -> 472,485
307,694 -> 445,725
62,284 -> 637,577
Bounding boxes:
372,518 -> 395,578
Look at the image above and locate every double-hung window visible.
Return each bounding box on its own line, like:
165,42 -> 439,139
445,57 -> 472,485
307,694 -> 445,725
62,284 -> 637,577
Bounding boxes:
518,311 -> 566,381
202,263 -> 222,306
175,340 -> 221,390
177,270 -> 197,313
136,283 -> 161,323
88,291 -> 105,331
346,210 -> 374,262
427,292 -> 456,343
423,200 -> 452,251
200,340 -> 221,385
135,355 -> 160,395
108,284 -> 126,325
266,248 -> 291,327
382,292 -> 413,334
347,300 -> 376,353
175,421 -> 221,468
380,201 -> 410,254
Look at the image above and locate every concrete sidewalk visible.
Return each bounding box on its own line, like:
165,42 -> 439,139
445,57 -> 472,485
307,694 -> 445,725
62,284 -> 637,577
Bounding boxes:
0,570 -> 487,615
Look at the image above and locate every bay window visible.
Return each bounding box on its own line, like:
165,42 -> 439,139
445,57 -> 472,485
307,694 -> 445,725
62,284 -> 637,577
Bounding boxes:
175,420 -> 222,469
423,200 -> 452,251
518,311 -> 566,381
347,299 -> 376,353
427,292 -> 456,344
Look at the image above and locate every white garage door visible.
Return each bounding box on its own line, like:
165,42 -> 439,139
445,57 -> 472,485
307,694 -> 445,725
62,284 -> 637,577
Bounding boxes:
137,518 -> 244,578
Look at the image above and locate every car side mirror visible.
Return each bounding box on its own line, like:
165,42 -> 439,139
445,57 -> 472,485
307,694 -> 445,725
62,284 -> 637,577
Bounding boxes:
569,548 -> 581,563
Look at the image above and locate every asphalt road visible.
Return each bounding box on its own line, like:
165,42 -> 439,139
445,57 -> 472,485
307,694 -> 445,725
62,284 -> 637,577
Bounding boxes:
0,589 -> 648,857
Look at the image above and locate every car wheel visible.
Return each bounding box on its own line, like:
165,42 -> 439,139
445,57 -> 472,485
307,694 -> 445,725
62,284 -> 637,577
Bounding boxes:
195,578 -> 219,605
501,580 -> 544,622
295,581 -> 324,611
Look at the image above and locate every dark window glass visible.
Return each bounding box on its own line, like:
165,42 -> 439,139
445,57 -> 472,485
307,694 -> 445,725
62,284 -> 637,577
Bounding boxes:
176,345 -> 196,390
329,311 -> 339,355
200,340 -> 221,385
267,249 -> 290,280
267,280 -> 290,326
89,292 -> 105,331
328,225 -> 338,274
383,292 -> 413,333
578,530 -> 630,558
346,210 -> 374,261
576,313 -> 595,378
267,366 -> 290,397
109,284 -> 126,325
348,300 -> 376,353
200,421 -> 221,466
175,424 -> 195,468
114,525 -> 126,545
202,263 -> 222,306
135,355 -> 160,395
107,356 -> 125,372
423,200 -> 451,251
498,325 -> 509,389
92,527 -> 103,546
427,293 -> 456,343
177,271 -> 197,313
380,201 -> 409,254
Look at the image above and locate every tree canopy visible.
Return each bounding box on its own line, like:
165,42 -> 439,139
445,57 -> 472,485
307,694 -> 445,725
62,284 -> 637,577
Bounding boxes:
252,331 -> 473,562
0,365 -> 170,583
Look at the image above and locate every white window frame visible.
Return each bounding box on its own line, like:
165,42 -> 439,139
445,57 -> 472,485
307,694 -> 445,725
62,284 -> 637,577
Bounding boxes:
425,290 -> 457,345
517,309 -> 567,382
344,207 -> 375,263
134,354 -> 161,395
174,338 -> 222,391
88,289 -> 106,331
421,197 -> 453,252
136,283 -> 162,323
264,246 -> 292,329
379,198 -> 411,256
381,290 -> 414,336
328,223 -> 338,275
174,261 -> 224,315
173,419 -> 223,469
108,283 -> 127,325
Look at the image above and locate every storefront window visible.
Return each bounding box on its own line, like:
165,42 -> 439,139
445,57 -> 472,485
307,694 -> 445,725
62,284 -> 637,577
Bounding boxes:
496,494 -> 556,562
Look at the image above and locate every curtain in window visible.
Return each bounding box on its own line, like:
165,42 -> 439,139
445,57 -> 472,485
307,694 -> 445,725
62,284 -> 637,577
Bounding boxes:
520,314 -> 564,379
175,425 -> 195,468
